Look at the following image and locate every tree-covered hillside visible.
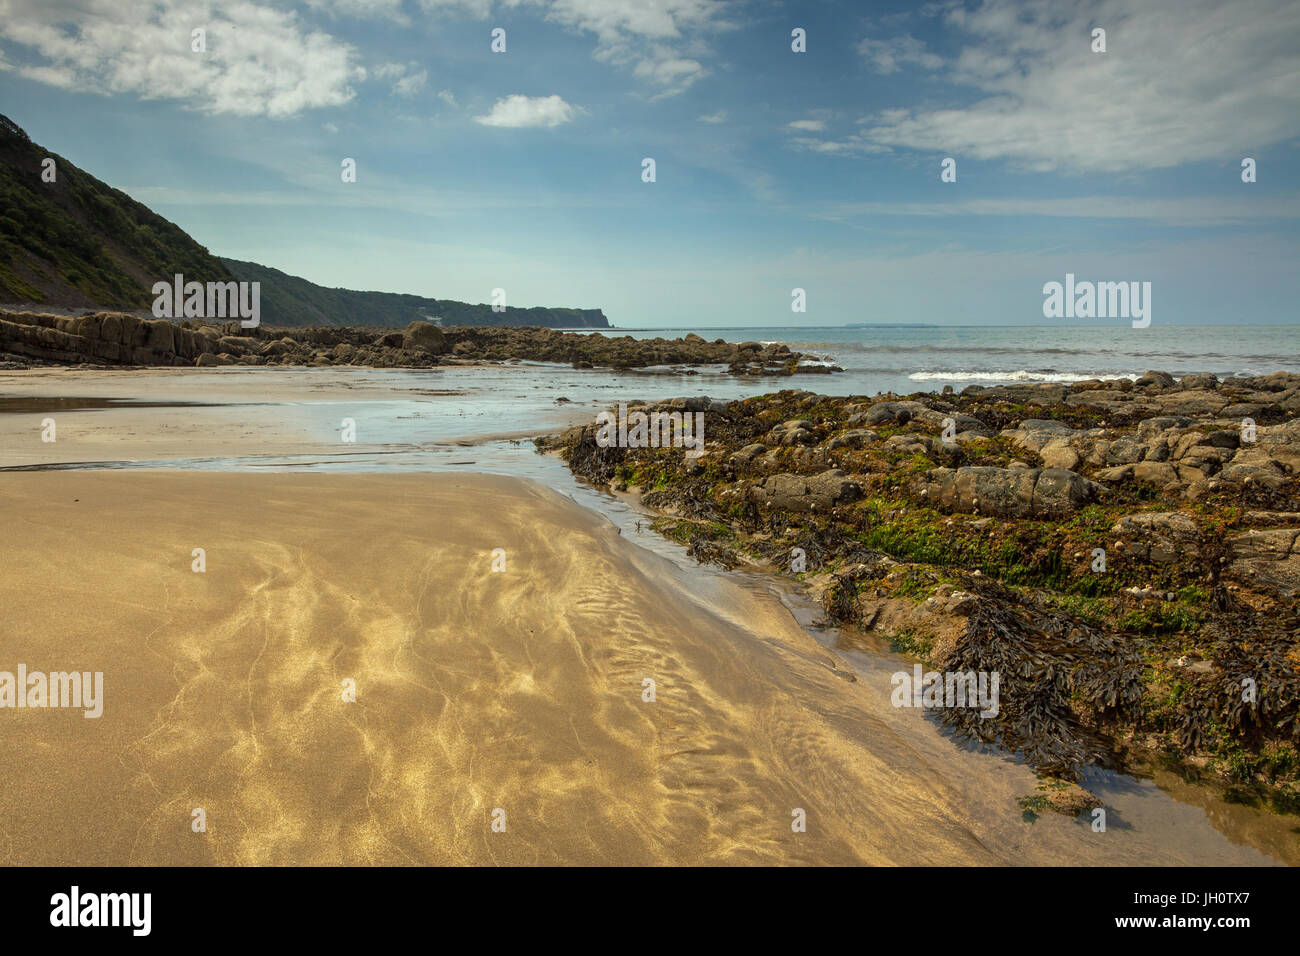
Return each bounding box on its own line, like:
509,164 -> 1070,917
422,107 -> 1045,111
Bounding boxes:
0,113 -> 609,328
221,257 -> 609,328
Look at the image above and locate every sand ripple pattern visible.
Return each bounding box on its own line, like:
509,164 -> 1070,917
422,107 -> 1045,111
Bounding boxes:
1,472 -> 1003,865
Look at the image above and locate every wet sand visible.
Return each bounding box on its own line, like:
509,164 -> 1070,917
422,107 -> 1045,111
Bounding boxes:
0,367 -> 475,467
0,471 -> 1009,864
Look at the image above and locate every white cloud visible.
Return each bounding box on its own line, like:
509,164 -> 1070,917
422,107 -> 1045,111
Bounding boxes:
364,59 -> 428,97
857,34 -> 942,74
474,93 -> 579,128
789,136 -> 889,155
698,109 -> 726,124
419,0 -> 729,95
632,53 -> 705,92
0,0 -> 362,117
437,89 -> 458,107
322,121 -> 340,133
787,123 -> 890,155
392,68 -> 428,97
859,0 -> 1300,173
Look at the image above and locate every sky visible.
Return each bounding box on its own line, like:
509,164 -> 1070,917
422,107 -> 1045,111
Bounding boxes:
1,0 -> 1298,328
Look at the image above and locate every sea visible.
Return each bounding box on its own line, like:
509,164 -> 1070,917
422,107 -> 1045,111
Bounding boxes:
586,323 -> 1300,397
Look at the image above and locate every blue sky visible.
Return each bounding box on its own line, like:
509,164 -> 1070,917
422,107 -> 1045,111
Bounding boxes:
2,0 -> 1298,327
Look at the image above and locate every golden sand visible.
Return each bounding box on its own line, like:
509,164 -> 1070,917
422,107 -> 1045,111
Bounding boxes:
0,471 -> 1007,865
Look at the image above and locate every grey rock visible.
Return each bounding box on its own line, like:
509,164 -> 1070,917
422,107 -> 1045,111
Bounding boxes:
1227,529 -> 1300,598
916,466 -> 1102,518
1178,373 -> 1219,390
1136,370 -> 1176,388
825,429 -> 879,450
750,469 -> 864,514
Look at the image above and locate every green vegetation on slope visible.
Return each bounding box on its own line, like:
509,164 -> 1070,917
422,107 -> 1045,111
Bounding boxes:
0,113 -> 236,307
221,258 -> 609,329
0,113 -> 610,328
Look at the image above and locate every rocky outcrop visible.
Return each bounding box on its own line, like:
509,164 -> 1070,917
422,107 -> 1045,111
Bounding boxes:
0,309 -> 841,375
0,310 -> 218,366
748,469 -> 864,514
544,382 -> 1300,799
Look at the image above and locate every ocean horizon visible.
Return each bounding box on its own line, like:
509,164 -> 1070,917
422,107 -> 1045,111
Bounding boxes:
569,323 -> 1300,398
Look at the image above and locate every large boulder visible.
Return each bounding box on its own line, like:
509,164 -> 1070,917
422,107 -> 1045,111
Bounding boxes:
769,419 -> 817,446
1132,461 -> 1180,487
1178,373 -> 1218,390
749,469 -> 864,514
145,319 -> 176,354
961,383 -> 1070,405
1135,370 -> 1176,388
216,335 -> 258,355
1153,390 -> 1230,417
1227,528 -> 1300,598
403,321 -> 447,355
1004,419 -> 1079,454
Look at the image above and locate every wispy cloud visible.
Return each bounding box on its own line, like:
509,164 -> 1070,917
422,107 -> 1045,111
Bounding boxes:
788,131 -> 889,155
374,61 -> 428,97
857,33 -> 942,74
858,0 -> 1300,173
392,68 -> 427,97
418,0 -> 730,96
808,194 -> 1300,228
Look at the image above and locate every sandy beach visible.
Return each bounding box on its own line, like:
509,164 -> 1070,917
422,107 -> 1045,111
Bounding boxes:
1,470 -> 1007,865
0,367 -> 494,468
1,368 -> 1292,866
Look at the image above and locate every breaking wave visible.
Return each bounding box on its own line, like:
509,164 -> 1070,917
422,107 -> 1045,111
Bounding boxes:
907,370 -> 1139,384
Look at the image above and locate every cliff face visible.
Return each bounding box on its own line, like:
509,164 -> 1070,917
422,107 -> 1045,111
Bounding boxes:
0,113 -> 611,329
221,258 -> 610,329
0,113 -> 237,309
